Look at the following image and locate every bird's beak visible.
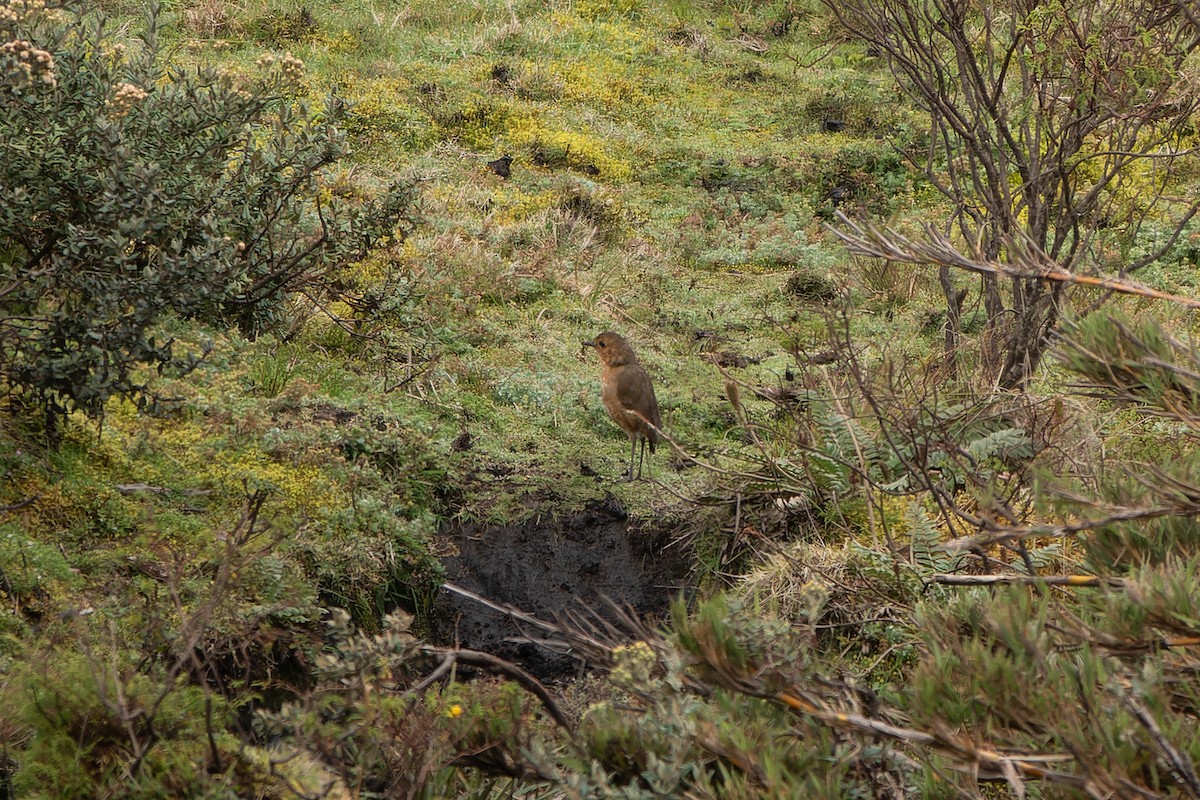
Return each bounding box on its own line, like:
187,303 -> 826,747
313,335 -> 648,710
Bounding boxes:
580,339 -> 596,348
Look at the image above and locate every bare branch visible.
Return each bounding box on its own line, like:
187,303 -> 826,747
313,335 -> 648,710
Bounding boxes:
829,214 -> 1200,310
932,574 -> 1113,587
944,502 -> 1191,551
420,645 -> 575,737
1123,693 -> 1200,799
773,689 -> 1089,791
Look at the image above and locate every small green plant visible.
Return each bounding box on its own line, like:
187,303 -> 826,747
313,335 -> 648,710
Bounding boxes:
247,344 -> 299,398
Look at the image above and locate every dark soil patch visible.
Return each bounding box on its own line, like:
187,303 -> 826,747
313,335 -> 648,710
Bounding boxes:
431,494 -> 694,681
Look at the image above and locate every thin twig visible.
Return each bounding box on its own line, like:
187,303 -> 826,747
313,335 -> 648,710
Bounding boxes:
830,213 -> 1200,309
932,573 -> 1115,587
1123,693 -> 1200,799
0,495 -> 40,513
774,690 -> 1088,790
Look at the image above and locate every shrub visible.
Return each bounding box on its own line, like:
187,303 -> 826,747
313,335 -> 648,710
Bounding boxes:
0,1 -> 414,435
245,2 -> 321,46
10,649 -> 251,799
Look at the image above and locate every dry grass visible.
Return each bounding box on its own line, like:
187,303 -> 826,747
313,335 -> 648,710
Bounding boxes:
182,0 -> 243,37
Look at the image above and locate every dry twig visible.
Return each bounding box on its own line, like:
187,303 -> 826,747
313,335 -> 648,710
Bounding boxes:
829,214 -> 1200,309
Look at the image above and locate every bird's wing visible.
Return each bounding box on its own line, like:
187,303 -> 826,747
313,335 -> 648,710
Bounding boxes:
615,366 -> 661,428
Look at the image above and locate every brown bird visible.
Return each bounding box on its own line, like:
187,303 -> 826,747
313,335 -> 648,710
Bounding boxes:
582,331 -> 662,481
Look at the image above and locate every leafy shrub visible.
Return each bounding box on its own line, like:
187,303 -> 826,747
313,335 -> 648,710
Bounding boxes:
10,650 -> 253,799
0,522 -> 77,615
300,497 -> 444,625
809,141 -> 909,215
256,610 -> 545,797
0,2 -> 414,433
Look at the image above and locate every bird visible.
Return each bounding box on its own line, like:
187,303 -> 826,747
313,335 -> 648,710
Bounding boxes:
581,331 -> 662,481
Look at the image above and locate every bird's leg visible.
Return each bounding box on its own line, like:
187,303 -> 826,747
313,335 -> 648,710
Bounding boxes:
623,436 -> 637,482
636,438 -> 648,480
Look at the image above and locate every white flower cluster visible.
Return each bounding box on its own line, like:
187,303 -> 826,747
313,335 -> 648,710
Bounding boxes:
2,0 -> 64,93
2,37 -> 54,91
0,0 -> 48,33
107,81 -> 147,117
256,51 -> 305,85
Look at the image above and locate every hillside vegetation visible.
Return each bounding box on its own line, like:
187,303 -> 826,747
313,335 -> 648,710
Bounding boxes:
2,0 -> 1200,797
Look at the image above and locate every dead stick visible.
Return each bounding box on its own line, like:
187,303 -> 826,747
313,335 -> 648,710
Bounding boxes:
774,691 -> 1088,790
0,495 -> 40,513
441,582 -> 611,653
933,574 -> 1114,587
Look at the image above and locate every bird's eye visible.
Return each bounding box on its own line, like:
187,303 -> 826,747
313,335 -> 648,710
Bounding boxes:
597,341 -> 606,348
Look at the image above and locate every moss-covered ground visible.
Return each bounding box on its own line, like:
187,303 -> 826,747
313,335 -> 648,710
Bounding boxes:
4,0 -> 1200,796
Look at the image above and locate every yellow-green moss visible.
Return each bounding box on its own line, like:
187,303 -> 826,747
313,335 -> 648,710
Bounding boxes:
508,120 -> 633,180
488,185 -> 558,224
144,419 -> 343,518
542,57 -> 658,110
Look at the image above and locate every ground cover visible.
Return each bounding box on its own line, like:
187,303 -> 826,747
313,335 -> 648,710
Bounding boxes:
3,0 -> 1200,796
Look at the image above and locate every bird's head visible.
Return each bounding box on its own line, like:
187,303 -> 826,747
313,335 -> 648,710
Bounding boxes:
581,331 -> 636,367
